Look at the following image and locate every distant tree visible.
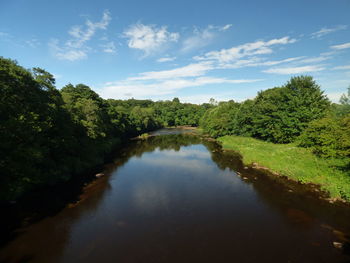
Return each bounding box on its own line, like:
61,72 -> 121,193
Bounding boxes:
340,86 -> 350,105
338,86 -> 350,116
172,97 -> 180,103
200,101 -> 240,137
209,98 -> 218,106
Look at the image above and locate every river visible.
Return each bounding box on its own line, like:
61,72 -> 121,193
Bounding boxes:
1,129 -> 350,263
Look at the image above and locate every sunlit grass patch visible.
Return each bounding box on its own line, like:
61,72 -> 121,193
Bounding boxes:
218,135 -> 350,201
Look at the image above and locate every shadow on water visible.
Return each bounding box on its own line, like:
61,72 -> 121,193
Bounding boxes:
0,133 -> 203,244
1,129 -> 350,262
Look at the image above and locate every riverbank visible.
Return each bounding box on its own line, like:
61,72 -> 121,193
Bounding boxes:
217,135 -> 350,202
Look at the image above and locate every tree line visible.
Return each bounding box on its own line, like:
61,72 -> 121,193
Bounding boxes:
1,57 -> 349,201
0,57 -> 210,201
200,76 -> 350,159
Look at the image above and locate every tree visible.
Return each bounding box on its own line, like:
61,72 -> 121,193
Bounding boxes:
338,86 -> 350,116
340,86 -> 350,105
200,101 -> 240,137
298,113 -> 350,158
0,58 -> 78,199
172,97 -> 180,103
251,76 -> 330,143
60,84 -> 112,139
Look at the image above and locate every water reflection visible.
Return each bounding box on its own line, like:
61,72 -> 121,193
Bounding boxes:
0,131 -> 350,263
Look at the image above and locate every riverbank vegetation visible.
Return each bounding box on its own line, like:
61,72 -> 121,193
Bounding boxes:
200,76 -> 350,201
1,56 -> 350,202
218,136 -> 350,201
0,57 -> 210,201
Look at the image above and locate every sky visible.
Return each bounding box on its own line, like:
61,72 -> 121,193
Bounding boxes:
1,0 -> 350,104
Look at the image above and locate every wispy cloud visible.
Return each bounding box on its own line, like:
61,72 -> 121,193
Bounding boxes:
330,42 -> 350,50
127,62 -> 214,81
189,36 -> 334,75
99,76 -> 262,99
49,39 -> 88,61
25,38 -> 41,48
181,24 -> 232,53
0,32 -> 41,48
157,56 -> 176,62
194,36 -> 296,65
99,61 -> 261,100
263,65 -> 325,75
49,10 -> 111,61
296,56 -> 331,64
311,25 -> 347,39
100,41 -> 116,53
0,32 -> 10,38
333,65 -> 350,70
219,24 -> 233,31
124,23 -> 179,57
217,56 -> 304,69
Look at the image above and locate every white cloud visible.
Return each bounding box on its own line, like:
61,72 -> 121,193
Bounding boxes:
311,25 -> 347,39
194,36 -> 296,64
296,56 -> 331,64
25,38 -> 41,48
219,56 -> 304,69
263,65 -> 325,75
127,62 -> 214,81
219,24 -> 233,31
326,92 -> 346,103
49,10 -> 111,61
99,75 -> 262,99
49,39 -> 88,61
180,24 -> 232,52
333,65 -> 350,70
181,25 -> 220,52
157,56 -> 176,62
260,57 -> 304,66
331,42 -> 350,50
101,41 -> 116,53
124,23 -> 179,56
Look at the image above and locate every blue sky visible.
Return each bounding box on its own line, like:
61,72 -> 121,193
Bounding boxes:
1,0 -> 350,103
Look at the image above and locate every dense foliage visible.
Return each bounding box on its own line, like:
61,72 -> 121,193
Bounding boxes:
298,87 -> 350,158
201,76 -> 330,143
0,57 -> 207,201
201,76 -> 350,160
107,97 -> 212,128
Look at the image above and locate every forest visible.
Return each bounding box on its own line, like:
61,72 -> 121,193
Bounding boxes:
0,57 -> 211,201
1,56 -> 349,201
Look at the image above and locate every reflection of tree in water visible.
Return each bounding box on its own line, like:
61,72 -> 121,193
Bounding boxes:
209,140 -> 350,247
1,133 -> 350,262
0,134 -> 210,263
109,134 -> 350,259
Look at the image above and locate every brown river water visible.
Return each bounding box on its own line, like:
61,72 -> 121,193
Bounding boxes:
0,129 -> 350,263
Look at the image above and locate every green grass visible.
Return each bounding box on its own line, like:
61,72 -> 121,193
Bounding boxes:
218,135 -> 350,201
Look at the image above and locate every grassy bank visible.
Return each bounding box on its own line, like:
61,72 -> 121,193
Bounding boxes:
218,135 -> 350,201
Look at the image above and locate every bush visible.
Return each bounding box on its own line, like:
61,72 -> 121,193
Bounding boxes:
298,114 -> 350,158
